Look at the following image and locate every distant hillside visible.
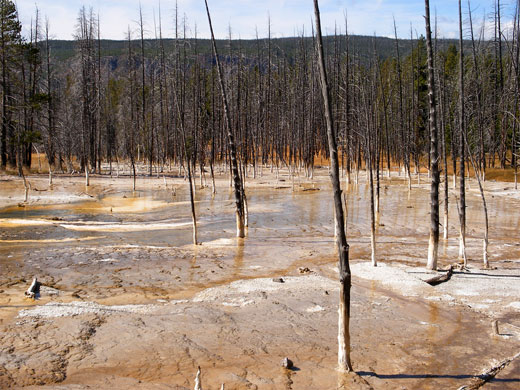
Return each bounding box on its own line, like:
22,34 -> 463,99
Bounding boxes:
45,34 -> 460,65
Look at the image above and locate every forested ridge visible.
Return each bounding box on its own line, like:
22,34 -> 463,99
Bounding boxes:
1,0 -> 519,186
44,35 -> 451,62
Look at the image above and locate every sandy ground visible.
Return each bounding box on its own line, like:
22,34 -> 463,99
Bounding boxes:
1,165 -> 520,389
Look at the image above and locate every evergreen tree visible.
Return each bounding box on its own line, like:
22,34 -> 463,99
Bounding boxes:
0,0 -> 22,168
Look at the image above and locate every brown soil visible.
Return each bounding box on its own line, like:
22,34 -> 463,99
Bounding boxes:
1,166 -> 519,389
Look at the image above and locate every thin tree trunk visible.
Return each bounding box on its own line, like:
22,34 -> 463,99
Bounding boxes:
425,0 -> 440,270
187,159 -> 198,245
314,0 -> 353,372
464,132 -> 490,268
458,0 -> 467,265
204,0 -> 245,238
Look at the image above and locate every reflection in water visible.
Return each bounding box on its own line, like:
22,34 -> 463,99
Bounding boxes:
189,255 -> 198,284
1,179 -> 519,272
427,302 -> 439,342
233,239 -> 245,278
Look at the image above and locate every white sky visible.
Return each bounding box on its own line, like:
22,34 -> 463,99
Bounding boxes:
14,0 -> 517,41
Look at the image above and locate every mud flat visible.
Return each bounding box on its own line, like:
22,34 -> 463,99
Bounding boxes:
1,168 -> 520,389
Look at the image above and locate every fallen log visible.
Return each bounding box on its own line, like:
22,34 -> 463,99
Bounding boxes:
492,320 -> 500,336
194,366 -> 202,390
458,351 -> 520,389
424,265 -> 453,286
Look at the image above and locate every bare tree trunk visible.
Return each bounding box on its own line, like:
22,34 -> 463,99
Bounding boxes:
138,5 -> 150,178
458,0 -> 467,265
171,36 -> 198,246
314,0 -> 353,372
194,366 -> 202,390
204,0 -> 245,238
22,168 -> 29,202
187,159 -> 198,245
132,159 -> 136,191
439,59 -> 449,240
464,132 -> 490,268
369,153 -> 377,267
425,0 -> 440,270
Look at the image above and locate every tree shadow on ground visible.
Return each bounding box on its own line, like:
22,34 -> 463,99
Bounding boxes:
357,371 -> 473,379
357,371 -> 520,382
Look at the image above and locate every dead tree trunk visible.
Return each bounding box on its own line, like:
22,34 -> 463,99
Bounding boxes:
21,168 -> 29,202
204,0 -> 245,238
439,59 -> 449,240
25,277 -> 41,298
425,0 -> 440,270
171,43 -> 198,246
425,265 -> 453,286
187,158 -> 198,245
458,0 -> 467,265
459,351 -> 520,390
194,366 -> 202,390
464,131 -> 490,268
314,0 -> 353,372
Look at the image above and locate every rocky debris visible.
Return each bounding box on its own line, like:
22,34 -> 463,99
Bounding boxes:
40,285 -> 60,297
272,277 -> 285,283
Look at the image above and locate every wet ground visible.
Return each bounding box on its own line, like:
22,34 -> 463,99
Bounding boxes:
0,167 -> 519,389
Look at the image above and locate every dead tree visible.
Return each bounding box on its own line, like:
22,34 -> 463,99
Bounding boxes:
425,0 -> 440,270
464,128 -> 490,268
458,0 -> 467,265
173,83 -> 198,246
314,0 -> 353,372
194,366 -> 202,390
425,265 -> 453,286
126,27 -> 137,190
204,0 -> 245,238
25,277 -> 40,298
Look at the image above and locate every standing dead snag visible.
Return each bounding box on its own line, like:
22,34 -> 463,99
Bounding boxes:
313,0 -> 353,372
171,69 -> 198,246
204,0 -> 245,238
20,168 -> 29,202
425,0 -> 440,271
25,277 -> 41,298
464,123 -> 490,268
458,0 -> 467,265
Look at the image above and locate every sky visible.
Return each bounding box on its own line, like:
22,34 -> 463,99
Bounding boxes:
14,0 -> 518,41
